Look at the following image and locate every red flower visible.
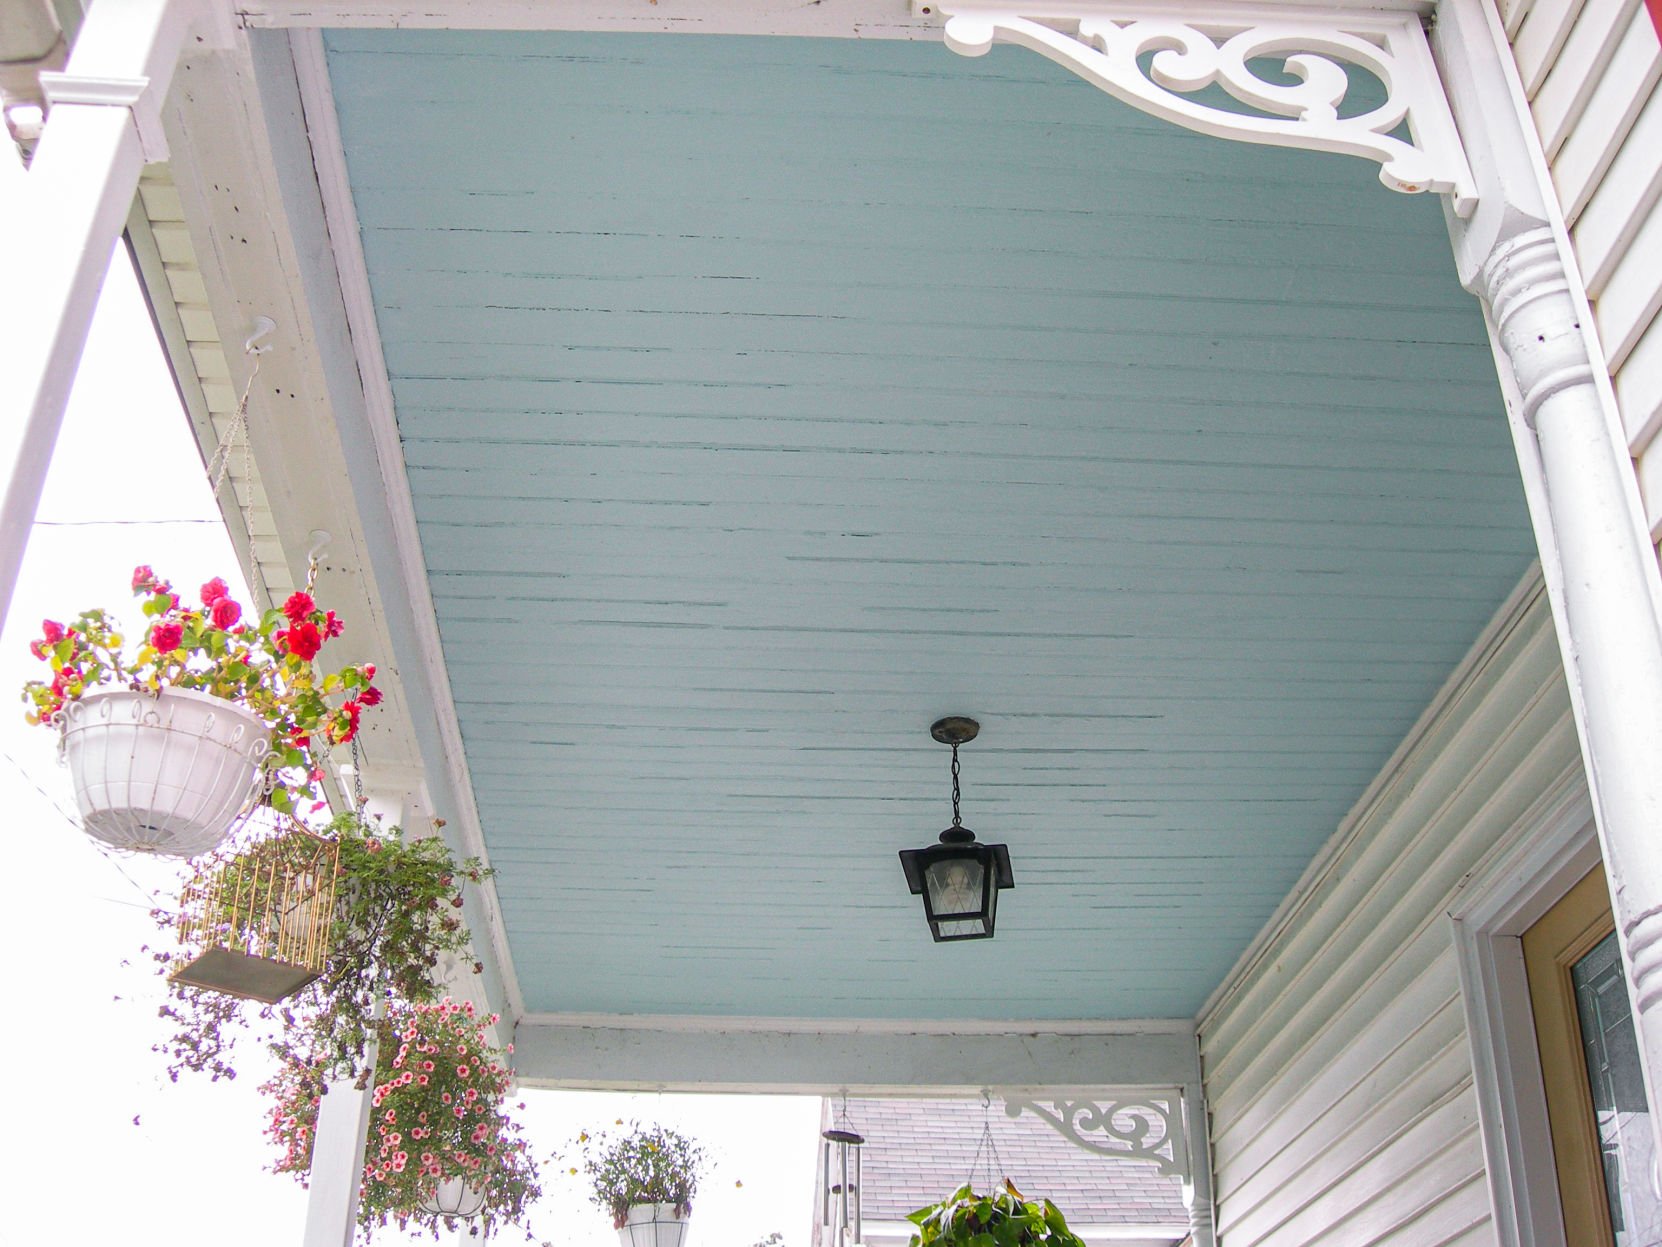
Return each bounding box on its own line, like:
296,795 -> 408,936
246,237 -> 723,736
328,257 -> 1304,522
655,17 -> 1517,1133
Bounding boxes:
150,621 -> 183,653
361,685 -> 384,707
323,610 -> 344,639
41,619 -> 65,643
362,662 -> 376,680
210,597 -> 242,629
131,565 -> 157,591
280,621 -> 323,660
329,700 -> 362,745
281,591 -> 316,624
199,577 -> 230,607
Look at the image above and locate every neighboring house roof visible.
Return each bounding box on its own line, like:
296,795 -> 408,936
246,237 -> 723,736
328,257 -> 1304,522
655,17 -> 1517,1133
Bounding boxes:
820,1098 -> 1187,1228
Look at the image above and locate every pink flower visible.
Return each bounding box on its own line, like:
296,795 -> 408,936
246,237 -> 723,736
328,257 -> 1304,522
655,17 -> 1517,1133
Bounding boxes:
323,609 -> 344,639
361,685 -> 384,707
362,662 -> 376,680
131,565 -> 157,591
150,621 -> 183,653
41,619 -> 65,643
210,596 -> 242,629
199,577 -> 230,607
281,591 -> 316,623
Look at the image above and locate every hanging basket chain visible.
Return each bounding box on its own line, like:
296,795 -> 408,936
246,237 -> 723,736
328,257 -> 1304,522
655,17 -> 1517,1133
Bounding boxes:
950,742 -> 962,829
965,1091 -> 1007,1194
206,351 -> 261,555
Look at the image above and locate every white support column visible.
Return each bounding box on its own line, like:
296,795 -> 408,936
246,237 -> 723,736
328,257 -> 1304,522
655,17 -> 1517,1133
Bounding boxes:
302,1044 -> 379,1247
0,0 -> 223,629
1180,1082 -> 1215,1247
1436,0 -> 1662,1162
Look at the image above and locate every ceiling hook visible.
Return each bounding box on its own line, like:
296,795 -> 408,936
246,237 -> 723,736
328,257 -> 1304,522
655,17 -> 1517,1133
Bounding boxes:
244,316 -> 277,356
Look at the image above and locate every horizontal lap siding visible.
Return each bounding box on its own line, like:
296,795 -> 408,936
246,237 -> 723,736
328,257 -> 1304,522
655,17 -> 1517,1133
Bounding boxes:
1506,0 -> 1662,530
1199,590 -> 1577,1246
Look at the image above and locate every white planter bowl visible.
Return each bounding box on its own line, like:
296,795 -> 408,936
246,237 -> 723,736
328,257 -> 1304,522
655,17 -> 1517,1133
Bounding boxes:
59,687 -> 271,857
419,1175 -> 487,1219
618,1203 -> 690,1247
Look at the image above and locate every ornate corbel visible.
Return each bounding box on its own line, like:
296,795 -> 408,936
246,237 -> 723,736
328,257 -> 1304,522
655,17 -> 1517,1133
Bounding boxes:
915,1 -> 1476,216
1003,1093 -> 1187,1178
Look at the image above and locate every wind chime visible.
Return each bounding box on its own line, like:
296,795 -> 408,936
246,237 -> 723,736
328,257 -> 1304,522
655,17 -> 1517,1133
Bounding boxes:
821,1095 -> 865,1247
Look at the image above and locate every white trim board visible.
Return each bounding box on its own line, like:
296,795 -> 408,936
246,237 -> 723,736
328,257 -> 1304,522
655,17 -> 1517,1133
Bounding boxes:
151,26 -> 523,1025
511,1018 -> 1202,1091
236,0 -> 1436,35
1447,766 -> 1597,1247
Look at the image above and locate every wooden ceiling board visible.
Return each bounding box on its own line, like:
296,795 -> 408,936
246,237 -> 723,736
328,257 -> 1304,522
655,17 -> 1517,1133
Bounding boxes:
322,29 -> 1535,1019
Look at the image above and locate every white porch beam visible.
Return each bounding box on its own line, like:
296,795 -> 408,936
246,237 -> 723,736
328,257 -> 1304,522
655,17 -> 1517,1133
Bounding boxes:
1434,0 -> 1662,1167
512,1017 -> 1200,1092
235,0 -> 1436,32
0,0 -> 227,629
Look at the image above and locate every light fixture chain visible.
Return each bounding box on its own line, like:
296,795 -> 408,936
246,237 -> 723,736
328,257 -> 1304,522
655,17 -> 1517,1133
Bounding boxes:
951,742 -> 962,828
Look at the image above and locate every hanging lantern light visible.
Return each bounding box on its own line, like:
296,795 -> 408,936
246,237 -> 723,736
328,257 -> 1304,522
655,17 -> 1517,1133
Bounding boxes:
898,717 -> 1013,941
820,1096 -> 865,1247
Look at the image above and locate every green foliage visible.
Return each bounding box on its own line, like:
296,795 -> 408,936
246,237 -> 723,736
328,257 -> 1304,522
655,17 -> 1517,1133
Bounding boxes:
906,1183 -> 1089,1247
152,811 -> 490,1085
571,1122 -> 709,1226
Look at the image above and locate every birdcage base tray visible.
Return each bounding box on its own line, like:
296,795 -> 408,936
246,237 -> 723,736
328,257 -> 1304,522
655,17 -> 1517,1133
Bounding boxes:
170,946 -> 321,1003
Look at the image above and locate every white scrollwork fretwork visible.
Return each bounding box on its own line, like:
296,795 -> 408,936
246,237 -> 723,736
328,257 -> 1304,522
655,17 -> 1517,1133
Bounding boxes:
918,2 -> 1475,216
1004,1094 -> 1187,1178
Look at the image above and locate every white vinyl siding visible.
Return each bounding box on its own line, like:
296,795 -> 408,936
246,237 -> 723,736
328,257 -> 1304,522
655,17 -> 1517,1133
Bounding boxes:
1503,0 -> 1662,530
1198,588 -> 1579,1246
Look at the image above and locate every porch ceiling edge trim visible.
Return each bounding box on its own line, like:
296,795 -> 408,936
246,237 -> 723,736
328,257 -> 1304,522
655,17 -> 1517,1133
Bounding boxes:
1195,566 -> 1548,1027
511,1018 -> 1201,1091
278,27 -> 528,1021
518,1013 -> 1198,1035
235,0 -> 1437,31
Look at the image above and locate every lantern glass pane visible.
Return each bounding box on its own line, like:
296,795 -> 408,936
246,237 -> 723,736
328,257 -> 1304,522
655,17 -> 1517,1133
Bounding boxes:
924,854 -> 986,919
935,917 -> 990,938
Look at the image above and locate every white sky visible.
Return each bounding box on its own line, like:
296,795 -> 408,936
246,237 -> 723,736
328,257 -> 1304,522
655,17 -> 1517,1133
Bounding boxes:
0,147 -> 819,1247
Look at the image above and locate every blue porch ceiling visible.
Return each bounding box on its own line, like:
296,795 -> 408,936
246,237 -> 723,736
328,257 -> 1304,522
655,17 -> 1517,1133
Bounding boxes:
322,30 -> 1534,1020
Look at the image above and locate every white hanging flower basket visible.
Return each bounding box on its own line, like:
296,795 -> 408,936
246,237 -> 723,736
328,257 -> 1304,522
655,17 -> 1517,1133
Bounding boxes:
618,1203 -> 690,1247
419,1175 -> 488,1220
58,686 -> 272,857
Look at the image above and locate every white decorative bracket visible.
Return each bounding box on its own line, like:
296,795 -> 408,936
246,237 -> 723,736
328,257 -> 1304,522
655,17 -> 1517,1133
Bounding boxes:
916,1 -> 1476,217
1004,1092 -> 1188,1179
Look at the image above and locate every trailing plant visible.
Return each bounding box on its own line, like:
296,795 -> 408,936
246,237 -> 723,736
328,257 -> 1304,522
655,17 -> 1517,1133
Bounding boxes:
20,565 -> 380,812
150,810 -> 490,1084
266,998 -> 541,1241
906,1182 -> 1089,1247
572,1122 -> 709,1226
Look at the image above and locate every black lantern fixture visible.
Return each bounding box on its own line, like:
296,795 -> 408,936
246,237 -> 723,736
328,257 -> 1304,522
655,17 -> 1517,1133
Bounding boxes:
898,717 -> 1014,941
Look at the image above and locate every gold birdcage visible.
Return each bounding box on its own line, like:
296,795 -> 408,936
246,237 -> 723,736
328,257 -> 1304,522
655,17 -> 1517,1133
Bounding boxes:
170,827 -> 341,1003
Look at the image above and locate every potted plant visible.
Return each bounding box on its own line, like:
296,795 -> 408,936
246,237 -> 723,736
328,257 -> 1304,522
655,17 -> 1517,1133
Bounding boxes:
906,1182 -> 1088,1247
575,1122 -> 709,1247
266,998 -> 541,1241
20,565 -> 380,856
